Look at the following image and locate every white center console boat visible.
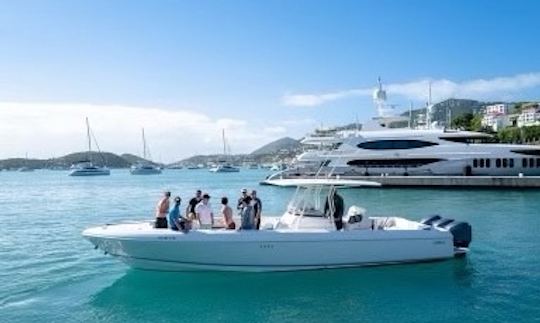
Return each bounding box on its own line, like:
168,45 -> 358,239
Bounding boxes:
82,184 -> 471,272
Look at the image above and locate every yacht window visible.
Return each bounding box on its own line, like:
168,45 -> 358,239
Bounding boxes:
531,158 -> 535,168
347,158 -> 444,168
496,159 -> 501,168
473,159 -> 478,168
486,159 -> 491,168
357,140 -> 438,150
502,159 -> 508,168
537,158 -> 540,168
509,158 -> 514,168
523,158 -> 528,168
479,159 -> 485,168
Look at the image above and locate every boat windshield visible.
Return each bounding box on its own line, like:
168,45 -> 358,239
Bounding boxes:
287,186 -> 331,217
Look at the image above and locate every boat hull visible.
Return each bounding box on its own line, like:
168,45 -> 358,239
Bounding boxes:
83,223 -> 456,272
69,169 -> 110,176
130,168 -> 162,175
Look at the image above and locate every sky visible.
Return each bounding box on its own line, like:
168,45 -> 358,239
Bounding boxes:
1,0 -> 540,162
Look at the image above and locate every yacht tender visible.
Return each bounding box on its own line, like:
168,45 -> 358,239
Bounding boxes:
82,184 -> 472,272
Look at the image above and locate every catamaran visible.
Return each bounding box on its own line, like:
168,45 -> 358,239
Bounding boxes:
69,117 -> 110,176
209,129 -> 240,173
130,128 -> 162,175
82,183 -> 472,272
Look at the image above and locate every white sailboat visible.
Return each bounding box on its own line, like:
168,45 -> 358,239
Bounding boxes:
130,128 -> 162,175
69,117 -> 110,176
209,129 -> 240,173
18,153 -> 34,172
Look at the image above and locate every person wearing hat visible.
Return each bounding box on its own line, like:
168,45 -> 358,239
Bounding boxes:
154,191 -> 171,229
195,193 -> 214,230
168,196 -> 189,231
240,195 -> 255,230
237,188 -> 249,213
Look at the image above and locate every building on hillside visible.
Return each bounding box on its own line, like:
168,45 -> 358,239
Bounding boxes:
482,103 -> 511,131
517,103 -> 540,127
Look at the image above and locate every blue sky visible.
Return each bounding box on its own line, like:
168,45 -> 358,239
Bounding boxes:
1,0 -> 540,160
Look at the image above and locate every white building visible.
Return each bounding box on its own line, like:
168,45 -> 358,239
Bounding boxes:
482,114 -> 510,131
485,103 -> 509,115
517,105 -> 540,127
482,103 -> 511,131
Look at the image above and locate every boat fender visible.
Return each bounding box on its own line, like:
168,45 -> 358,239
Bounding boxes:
446,221 -> 472,248
420,215 -> 441,225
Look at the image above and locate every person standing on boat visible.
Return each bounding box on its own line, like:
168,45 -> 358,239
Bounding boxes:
155,191 -> 171,229
195,193 -> 214,230
325,190 -> 344,231
237,188 -> 249,212
168,196 -> 189,231
240,196 -> 255,230
187,190 -> 202,220
221,197 -> 235,229
251,190 -> 262,230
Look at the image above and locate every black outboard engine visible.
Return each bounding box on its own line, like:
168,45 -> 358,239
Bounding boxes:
445,221 -> 472,248
420,215 -> 441,225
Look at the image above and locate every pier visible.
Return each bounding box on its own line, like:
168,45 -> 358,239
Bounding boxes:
261,175 -> 540,188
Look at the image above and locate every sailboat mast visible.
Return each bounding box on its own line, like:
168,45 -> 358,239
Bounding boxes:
142,128 -> 147,160
222,129 -> 226,156
86,117 -> 92,153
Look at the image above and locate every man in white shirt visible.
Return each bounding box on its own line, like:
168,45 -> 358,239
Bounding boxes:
195,193 -> 214,230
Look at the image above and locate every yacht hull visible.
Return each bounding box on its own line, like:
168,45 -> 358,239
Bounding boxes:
130,168 -> 162,175
83,223 -> 456,272
69,169 -> 110,176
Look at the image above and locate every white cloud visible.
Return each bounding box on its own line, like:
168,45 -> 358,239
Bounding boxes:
0,102 -> 290,162
282,72 -> 540,107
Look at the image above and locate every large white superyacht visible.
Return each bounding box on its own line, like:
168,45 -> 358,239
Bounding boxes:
270,79 -> 540,179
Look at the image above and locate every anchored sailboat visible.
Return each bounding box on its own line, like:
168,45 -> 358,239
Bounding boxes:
130,128 -> 161,175
68,117 -> 110,176
209,129 -> 240,173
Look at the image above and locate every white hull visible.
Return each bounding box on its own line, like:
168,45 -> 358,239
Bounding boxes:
83,222 -> 456,272
130,167 -> 161,175
69,168 -> 110,176
209,166 -> 240,173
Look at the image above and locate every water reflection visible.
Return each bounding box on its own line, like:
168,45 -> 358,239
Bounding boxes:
90,259 -> 475,322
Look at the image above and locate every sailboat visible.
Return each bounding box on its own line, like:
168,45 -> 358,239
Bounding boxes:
68,117 -> 111,176
209,129 -> 240,173
130,128 -> 162,175
18,153 -> 34,172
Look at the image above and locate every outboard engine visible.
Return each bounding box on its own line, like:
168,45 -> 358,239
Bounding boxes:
445,221 -> 472,248
420,215 -> 441,225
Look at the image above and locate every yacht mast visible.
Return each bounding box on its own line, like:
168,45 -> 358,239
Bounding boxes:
86,117 -> 92,153
142,128 -> 147,160
222,129 -> 226,156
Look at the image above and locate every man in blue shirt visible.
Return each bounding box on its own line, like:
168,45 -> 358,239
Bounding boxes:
168,196 -> 186,231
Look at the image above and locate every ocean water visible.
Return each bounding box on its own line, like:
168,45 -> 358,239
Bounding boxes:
1,169 -> 539,322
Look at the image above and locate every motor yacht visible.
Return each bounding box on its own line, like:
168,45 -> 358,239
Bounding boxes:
272,79 -> 540,178
82,184 -> 472,272
274,127 -> 540,179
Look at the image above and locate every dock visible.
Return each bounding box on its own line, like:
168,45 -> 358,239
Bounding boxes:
261,175 -> 540,188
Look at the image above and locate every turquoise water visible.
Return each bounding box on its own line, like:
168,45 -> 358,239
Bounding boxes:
1,169 -> 539,322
